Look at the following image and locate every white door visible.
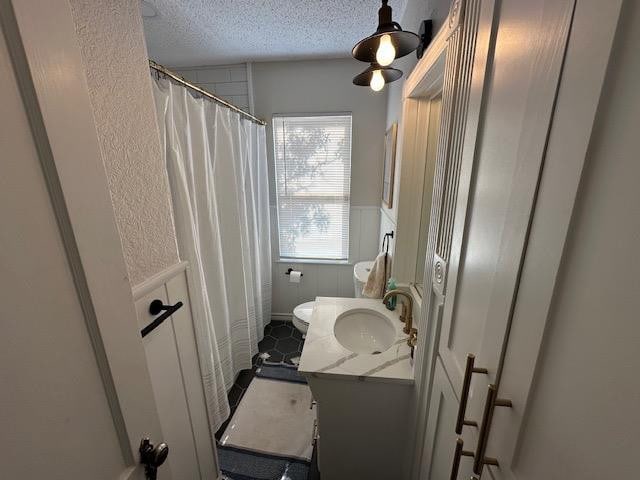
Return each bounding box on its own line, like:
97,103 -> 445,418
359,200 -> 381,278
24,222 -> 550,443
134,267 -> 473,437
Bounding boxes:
0,2 -> 171,479
411,0 -> 498,474
416,0 -> 579,478
470,1 -> 625,478
422,360 -> 478,479
454,0 -> 577,474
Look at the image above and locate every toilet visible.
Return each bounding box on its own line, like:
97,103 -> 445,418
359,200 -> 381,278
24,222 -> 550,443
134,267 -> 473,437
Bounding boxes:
292,301 -> 314,335
353,260 -> 375,298
292,260 -> 375,334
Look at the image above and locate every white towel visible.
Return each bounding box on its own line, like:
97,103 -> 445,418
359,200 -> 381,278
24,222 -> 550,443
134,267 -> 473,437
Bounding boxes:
362,252 -> 391,299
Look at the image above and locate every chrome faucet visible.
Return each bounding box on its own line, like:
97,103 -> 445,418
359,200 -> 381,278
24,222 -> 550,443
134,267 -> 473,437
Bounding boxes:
382,289 -> 417,348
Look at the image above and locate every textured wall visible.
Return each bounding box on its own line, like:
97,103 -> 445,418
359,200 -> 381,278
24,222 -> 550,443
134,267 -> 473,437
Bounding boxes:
70,0 -> 179,286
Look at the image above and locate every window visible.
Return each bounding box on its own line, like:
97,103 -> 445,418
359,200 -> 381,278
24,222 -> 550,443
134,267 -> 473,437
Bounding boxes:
273,114 -> 352,261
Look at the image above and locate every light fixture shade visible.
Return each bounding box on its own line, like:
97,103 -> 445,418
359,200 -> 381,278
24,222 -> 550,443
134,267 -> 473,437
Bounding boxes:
352,63 -> 403,87
352,0 -> 420,63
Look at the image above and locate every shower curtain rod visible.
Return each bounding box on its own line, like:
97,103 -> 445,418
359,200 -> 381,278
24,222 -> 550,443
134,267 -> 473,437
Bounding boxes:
149,60 -> 267,126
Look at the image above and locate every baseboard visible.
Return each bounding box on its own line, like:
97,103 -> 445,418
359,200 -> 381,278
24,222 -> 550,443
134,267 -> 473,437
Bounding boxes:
271,312 -> 293,322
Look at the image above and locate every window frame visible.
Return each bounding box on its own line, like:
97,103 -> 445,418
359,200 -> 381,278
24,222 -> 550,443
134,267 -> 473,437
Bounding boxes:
272,112 -> 353,263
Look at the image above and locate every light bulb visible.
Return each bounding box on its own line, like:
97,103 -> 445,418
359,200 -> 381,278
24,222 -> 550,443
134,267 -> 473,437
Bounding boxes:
370,70 -> 385,91
376,34 -> 396,66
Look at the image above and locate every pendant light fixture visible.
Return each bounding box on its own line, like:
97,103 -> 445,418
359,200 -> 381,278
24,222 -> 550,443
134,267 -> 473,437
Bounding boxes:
352,63 -> 402,91
352,0 -> 420,91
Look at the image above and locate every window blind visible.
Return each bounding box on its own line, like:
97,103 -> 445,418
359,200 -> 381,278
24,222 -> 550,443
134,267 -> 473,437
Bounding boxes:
273,114 -> 352,261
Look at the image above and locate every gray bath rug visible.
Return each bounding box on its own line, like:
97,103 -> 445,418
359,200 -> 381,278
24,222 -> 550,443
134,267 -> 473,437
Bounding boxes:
218,445 -> 309,480
256,365 -> 307,384
219,378 -> 316,461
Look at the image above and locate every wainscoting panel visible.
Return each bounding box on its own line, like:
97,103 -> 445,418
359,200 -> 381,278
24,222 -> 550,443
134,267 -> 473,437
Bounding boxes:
132,262 -> 218,480
271,206 -> 380,318
272,262 -> 356,319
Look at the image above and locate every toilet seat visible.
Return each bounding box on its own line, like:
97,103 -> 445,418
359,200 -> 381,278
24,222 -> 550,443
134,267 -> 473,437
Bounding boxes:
292,301 -> 315,334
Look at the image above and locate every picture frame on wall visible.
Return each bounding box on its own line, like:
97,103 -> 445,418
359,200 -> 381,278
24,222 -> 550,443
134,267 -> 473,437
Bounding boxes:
382,123 -> 397,208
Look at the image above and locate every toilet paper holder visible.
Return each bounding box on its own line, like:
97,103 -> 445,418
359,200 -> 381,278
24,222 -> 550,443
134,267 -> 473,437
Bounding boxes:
285,268 -> 303,277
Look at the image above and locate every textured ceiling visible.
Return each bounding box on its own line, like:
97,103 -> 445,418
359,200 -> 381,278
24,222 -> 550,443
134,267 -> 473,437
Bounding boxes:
142,0 -> 408,67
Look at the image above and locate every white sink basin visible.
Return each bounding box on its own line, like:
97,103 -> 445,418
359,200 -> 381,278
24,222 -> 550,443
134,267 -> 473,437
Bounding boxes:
333,308 -> 396,354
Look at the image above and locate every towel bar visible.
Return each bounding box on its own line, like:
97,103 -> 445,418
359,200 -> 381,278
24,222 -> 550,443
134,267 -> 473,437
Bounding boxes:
141,299 -> 184,338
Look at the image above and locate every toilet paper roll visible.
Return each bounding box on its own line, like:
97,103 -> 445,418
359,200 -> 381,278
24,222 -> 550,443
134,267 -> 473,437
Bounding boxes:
288,270 -> 302,283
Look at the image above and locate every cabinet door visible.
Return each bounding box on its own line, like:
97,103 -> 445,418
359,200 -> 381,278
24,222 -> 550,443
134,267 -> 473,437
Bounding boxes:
418,0 -> 578,477
469,1 -> 624,478
458,5 -> 578,468
420,359 -> 476,480
413,0 -> 497,475
438,0 -> 573,400
418,0 -> 497,397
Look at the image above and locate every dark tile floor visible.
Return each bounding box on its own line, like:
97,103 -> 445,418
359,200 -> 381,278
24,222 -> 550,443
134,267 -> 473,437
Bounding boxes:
216,320 -> 305,435
217,321 -> 305,435
258,320 -> 306,365
216,320 -> 320,478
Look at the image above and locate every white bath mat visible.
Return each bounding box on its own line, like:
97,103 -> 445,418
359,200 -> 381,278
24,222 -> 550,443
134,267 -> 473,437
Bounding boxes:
219,378 -> 316,461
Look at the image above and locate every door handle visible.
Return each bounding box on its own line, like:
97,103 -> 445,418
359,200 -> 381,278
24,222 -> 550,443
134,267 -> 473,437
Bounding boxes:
455,354 -> 488,433
140,437 -> 169,480
473,384 -> 511,475
450,438 -> 474,480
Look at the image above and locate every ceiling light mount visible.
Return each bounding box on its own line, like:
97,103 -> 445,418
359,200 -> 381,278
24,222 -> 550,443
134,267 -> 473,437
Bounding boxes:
416,20 -> 433,59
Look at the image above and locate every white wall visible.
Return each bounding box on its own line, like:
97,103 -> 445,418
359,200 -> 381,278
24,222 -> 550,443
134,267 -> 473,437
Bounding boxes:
379,0 -> 453,259
252,58 -> 388,314
70,0 -> 180,286
171,64 -> 252,113
253,58 -> 388,207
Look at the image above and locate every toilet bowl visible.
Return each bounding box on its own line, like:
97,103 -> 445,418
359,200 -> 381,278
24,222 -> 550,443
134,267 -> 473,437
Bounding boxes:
292,260 -> 376,334
353,260 -> 375,298
292,301 -> 315,334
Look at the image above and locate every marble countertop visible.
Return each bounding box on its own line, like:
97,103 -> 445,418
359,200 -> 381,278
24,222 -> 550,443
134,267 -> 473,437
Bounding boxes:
298,297 -> 414,385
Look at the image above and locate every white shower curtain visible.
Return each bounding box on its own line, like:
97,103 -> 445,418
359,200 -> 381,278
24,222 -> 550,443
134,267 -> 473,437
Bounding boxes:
152,77 -> 271,432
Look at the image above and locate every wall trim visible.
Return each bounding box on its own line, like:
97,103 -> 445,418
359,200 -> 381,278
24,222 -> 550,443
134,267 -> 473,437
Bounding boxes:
351,205 -> 380,211
272,312 -> 293,322
380,206 -> 397,226
132,261 -> 188,300
269,204 -> 380,210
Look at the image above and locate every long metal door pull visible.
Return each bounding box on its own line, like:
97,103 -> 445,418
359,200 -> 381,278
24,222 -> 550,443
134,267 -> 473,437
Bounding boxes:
456,353 -> 488,433
473,384 -> 512,475
450,438 -> 475,480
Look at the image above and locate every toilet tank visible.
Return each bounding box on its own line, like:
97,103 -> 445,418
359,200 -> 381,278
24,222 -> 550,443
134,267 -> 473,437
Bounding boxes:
353,261 -> 375,298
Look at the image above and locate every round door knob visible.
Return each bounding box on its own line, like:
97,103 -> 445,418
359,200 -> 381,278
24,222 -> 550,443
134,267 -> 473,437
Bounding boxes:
152,442 -> 169,467
139,437 -> 169,480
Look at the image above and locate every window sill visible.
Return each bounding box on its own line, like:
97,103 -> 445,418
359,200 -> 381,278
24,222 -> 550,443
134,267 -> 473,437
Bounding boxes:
276,258 -> 352,266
